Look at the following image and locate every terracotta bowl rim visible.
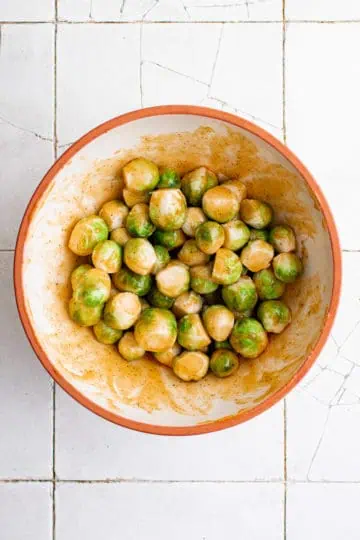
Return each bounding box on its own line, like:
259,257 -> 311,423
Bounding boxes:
13,105 -> 342,436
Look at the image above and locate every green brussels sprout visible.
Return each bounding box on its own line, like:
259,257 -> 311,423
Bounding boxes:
233,308 -> 254,321
269,225 -> 296,253
124,238 -> 156,275
222,220 -> 250,251
118,331 -> 145,361
240,199 -> 273,229
147,287 -> 174,309
154,343 -> 182,367
222,276 -> 258,313
230,318 -> 268,358
126,203 -> 155,238
152,245 -> 171,274
273,253 -> 303,283
112,267 -> 152,297
182,207 -> 207,237
104,292 -> 142,330
173,291 -> 203,318
99,200 -> 129,231
110,227 -> 131,247
70,264 -> 92,291
69,298 -> 102,327
68,215 -> 108,256
156,262 -> 190,298
203,304 -> 235,342
202,185 -> 240,223
92,240 -> 122,274
173,351 -> 209,381
190,263 -> 218,295
123,157 -> 159,192
195,221 -> 225,255
210,349 -> 239,378
181,167 -> 218,206
221,178 -> 247,203
149,189 -> 187,231
177,314 -> 211,351
257,300 -> 291,334
152,229 -> 186,250
73,268 -> 111,307
134,308 -> 177,352
253,268 -> 285,300
249,228 -> 269,242
212,248 -> 242,285
240,240 -> 274,272
93,320 -> 123,345
122,188 -> 150,208
158,168 -> 181,189
178,240 -> 210,267
213,340 -> 232,350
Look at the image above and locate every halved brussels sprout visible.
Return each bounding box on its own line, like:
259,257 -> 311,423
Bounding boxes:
126,203 -> 155,238
173,291 -> 203,318
195,221 -> 225,255
230,317 -> 268,358
182,207 -> 207,237
222,220 -> 250,251
99,200 -> 129,231
212,248 -> 242,285
123,157 -> 159,192
177,314 -> 211,351
253,268 -> 285,300
123,188 -> 150,208
104,292 -> 141,330
178,240 -> 210,267
93,320 -> 123,345
134,308 -> 177,352
181,167 -> 218,206
156,262 -> 190,298
147,287 -> 174,309
158,168 -> 181,189
203,305 -> 234,342
240,199 -> 273,229
73,268 -> 111,307
110,227 -> 131,247
240,240 -> 274,272
70,264 -> 92,291
69,298 -> 102,327
202,185 -> 240,223
273,253 -> 303,283
213,340 -> 232,350
112,267 -> 152,297
222,276 -> 258,313
149,188 -> 187,231
249,228 -> 269,242
269,225 -> 296,253
210,349 -> 239,378
68,215 -> 108,256
92,240 -> 122,274
118,331 -> 145,361
152,245 -> 171,274
124,238 -> 156,276
154,342 -> 182,367
173,351 -> 209,382
257,300 -> 291,334
221,178 -> 247,203
190,263 -> 218,295
152,229 -> 186,250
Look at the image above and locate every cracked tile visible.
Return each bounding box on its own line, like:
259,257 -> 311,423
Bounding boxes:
286,0 -> 360,20
0,0 -> 54,21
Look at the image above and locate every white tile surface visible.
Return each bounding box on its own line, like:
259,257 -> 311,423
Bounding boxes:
56,482 -> 283,540
286,1 -> 360,21
0,0 -> 54,21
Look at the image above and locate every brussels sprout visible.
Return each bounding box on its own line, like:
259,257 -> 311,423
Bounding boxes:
123,188 -> 151,208
113,267 -> 152,297
253,268 -> 285,300
140,298 -> 150,311
195,221 -> 225,255
177,314 -> 211,351
240,240 -> 274,272
240,199 -> 273,229
202,186 -> 240,223
152,229 -> 186,250
178,240 -> 210,267
269,225 -> 296,253
134,308 -> 177,352
73,268 -> 111,307
69,298 -> 102,327
173,351 -> 209,382
257,300 -> 291,334
230,318 -> 268,358
182,207 -> 207,237
124,238 -> 156,276
154,343 -> 182,367
249,228 -> 269,242
273,253 -> 303,283
104,292 -> 141,330
173,291 -> 203,318
213,340 -> 232,350
110,227 -> 131,247
123,157 -> 159,192
222,220 -> 250,251
152,245 -> 171,274
156,262 -> 190,298
212,248 -> 242,285
210,349 -> 239,378
147,287 -> 174,309
181,167 -> 218,206
158,168 -> 181,189
70,264 -> 92,291
93,320 -> 123,345
92,240 -> 122,274
149,189 -> 187,231
233,308 -> 254,321
203,304 -> 234,342
99,200 -> 129,231
222,276 -> 258,313
68,215 -> 108,256
126,203 -> 155,238
221,178 -> 247,203
190,263 -> 218,295
118,331 -> 145,361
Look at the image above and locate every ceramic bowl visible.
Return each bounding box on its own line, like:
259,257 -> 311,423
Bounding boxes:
14,105 -> 341,435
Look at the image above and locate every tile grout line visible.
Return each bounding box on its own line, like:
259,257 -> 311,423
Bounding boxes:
3,478 -> 360,484
2,19 -> 360,25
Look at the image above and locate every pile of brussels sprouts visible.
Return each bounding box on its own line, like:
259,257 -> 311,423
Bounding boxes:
68,158 -> 303,382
